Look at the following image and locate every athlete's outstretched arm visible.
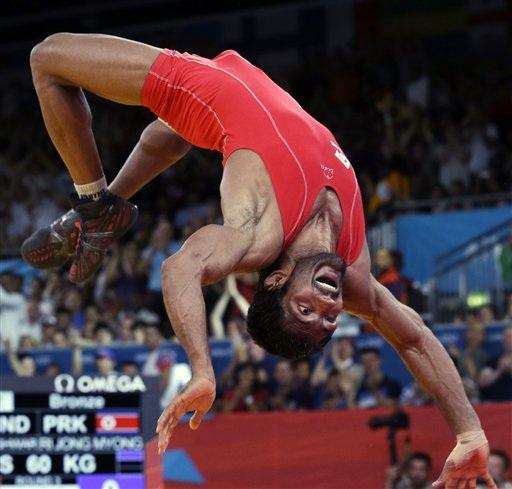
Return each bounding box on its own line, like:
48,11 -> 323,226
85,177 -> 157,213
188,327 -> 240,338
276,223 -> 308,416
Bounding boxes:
109,119 -> 191,199
156,224 -> 254,454
343,245 -> 495,489
30,32 -> 160,185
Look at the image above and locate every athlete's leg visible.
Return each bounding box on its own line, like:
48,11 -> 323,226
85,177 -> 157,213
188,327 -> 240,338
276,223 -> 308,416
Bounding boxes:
109,120 -> 191,200
30,32 -> 161,185
23,33 -> 161,281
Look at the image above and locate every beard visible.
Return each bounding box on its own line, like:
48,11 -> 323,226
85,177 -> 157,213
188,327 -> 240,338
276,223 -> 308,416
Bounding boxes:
292,252 -> 346,276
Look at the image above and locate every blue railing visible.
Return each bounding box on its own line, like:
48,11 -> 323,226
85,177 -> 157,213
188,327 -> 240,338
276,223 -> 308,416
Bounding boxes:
1,322 -> 508,388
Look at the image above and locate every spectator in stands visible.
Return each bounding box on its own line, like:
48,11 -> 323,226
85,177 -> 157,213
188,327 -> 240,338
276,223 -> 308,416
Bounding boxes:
0,271 -> 28,349
218,318 -> 269,394
478,305 -> 496,325
97,242 -> 147,310
268,360 -> 295,411
24,299 -> 43,344
73,343 -> 118,376
246,339 -> 269,385
478,449 -> 512,489
18,334 -> 38,349
40,320 -> 57,347
120,360 -> 140,376
451,321 -> 489,382
384,452 -> 433,489
289,359 -> 314,410
131,320 -> 147,345
94,348 -> 118,375
310,338 -> 362,407
55,307 -> 77,339
318,370 -> 357,410
44,362 -> 62,377
220,363 -> 267,413
117,314 -> 136,342
141,324 -> 167,375
62,286 -> 86,330
94,322 -> 115,345
375,249 -> 408,304
356,348 -> 402,408
330,336 -> 364,385
479,326 -> 512,401
4,339 -> 36,376
52,329 -> 70,348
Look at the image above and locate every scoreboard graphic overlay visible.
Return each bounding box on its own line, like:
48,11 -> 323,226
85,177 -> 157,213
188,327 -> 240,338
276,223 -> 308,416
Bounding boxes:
0,375 -> 160,489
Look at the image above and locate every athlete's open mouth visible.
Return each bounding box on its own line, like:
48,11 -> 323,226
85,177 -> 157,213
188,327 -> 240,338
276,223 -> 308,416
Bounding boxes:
313,266 -> 341,294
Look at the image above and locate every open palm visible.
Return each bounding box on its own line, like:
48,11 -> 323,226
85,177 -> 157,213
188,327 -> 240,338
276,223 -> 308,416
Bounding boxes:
156,376 -> 216,454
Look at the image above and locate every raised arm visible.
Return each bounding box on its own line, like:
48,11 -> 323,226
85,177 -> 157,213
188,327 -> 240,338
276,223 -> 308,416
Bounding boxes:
343,245 -> 495,489
156,224 -> 254,453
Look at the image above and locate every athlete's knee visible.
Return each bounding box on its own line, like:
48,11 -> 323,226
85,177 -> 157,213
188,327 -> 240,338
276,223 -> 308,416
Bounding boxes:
140,121 -> 192,161
30,32 -> 75,75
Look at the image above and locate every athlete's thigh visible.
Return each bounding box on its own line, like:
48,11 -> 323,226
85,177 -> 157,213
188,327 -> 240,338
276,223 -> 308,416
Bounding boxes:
32,33 -> 161,105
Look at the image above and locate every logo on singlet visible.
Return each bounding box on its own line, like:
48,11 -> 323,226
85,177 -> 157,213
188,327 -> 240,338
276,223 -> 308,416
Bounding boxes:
330,140 -> 351,169
320,164 -> 334,180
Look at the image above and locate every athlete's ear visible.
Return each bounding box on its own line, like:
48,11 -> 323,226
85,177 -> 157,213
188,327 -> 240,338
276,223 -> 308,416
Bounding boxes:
263,270 -> 289,291
263,254 -> 296,290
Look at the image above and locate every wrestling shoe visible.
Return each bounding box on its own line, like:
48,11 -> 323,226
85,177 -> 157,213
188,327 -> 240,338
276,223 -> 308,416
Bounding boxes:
68,191 -> 138,284
21,209 -> 82,269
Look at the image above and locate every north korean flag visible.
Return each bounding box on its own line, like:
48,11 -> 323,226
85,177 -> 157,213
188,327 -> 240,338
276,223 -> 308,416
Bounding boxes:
95,412 -> 140,434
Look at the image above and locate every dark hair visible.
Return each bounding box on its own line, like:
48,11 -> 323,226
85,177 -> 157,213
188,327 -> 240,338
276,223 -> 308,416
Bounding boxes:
17,353 -> 33,362
246,266 -> 331,360
491,449 -> 511,470
121,360 -> 139,370
94,321 -> 113,335
406,452 -> 432,469
360,347 -> 381,358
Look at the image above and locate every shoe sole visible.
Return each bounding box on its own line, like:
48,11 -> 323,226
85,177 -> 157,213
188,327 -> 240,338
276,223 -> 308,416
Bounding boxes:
21,227 -> 76,269
68,204 -> 139,284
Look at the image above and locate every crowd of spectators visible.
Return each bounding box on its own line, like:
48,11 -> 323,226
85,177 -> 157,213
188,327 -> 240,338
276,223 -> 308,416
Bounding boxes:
213,319 -> 512,414
2,248 -> 511,407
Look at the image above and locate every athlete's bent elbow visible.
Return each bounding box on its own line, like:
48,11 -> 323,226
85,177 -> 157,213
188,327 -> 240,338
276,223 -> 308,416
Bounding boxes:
160,255 -> 177,281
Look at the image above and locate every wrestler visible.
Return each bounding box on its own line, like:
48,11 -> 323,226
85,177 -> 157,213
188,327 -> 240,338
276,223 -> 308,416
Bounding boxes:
22,33 -> 495,488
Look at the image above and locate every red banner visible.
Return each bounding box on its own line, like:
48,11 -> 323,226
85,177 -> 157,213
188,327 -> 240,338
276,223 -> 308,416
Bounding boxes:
146,403 -> 512,489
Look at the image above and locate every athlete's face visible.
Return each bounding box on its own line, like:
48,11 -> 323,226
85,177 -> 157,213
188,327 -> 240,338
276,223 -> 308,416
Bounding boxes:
280,253 -> 345,343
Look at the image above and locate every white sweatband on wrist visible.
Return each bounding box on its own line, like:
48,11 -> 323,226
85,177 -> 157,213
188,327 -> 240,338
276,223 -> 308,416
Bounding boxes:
451,430 -> 488,461
74,176 -> 107,198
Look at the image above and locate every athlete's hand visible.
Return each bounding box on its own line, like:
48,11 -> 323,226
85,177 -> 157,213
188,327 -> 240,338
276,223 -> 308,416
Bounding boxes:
433,430 -> 496,489
156,376 -> 216,454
